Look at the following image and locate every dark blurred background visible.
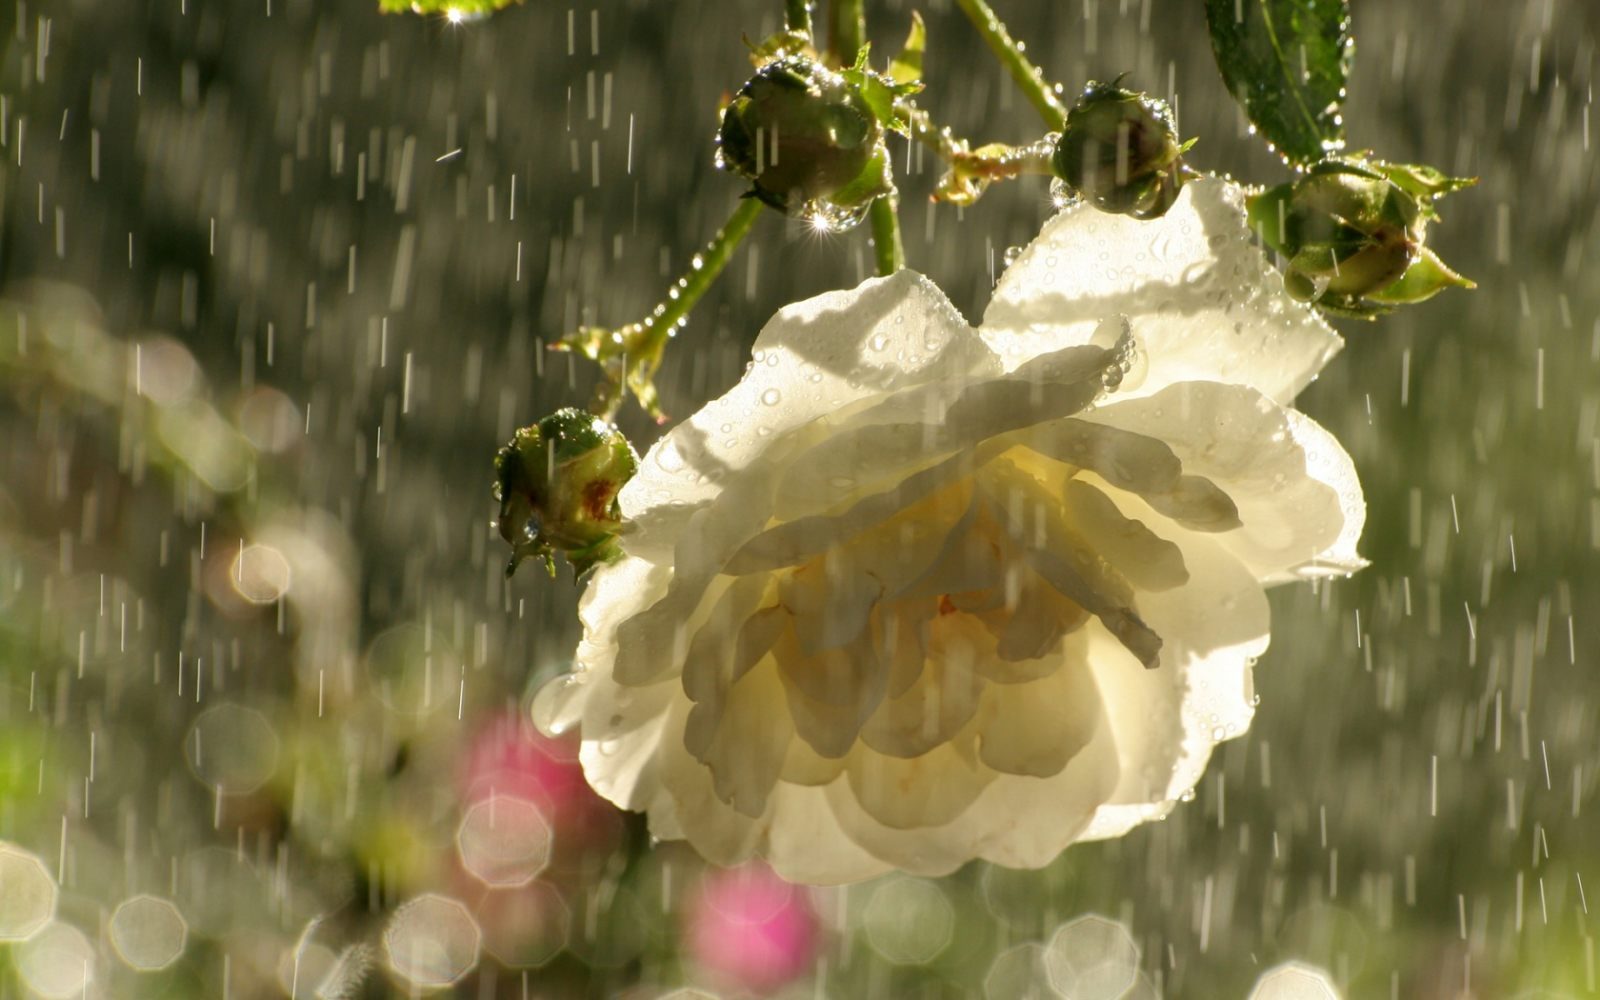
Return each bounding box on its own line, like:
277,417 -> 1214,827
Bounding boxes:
1,0 -> 1596,996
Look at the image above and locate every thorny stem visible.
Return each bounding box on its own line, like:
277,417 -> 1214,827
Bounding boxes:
953,0 -> 1068,131
828,0 -> 866,66
902,104 -> 1055,203
656,197 -> 764,342
582,197 -> 763,420
831,0 -> 906,275
869,196 -> 905,274
784,0 -> 812,36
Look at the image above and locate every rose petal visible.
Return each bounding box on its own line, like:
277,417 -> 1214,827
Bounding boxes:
621,271 -> 992,548
823,702 -> 1120,875
892,493 -> 1005,601
676,575 -> 774,697
684,660 -> 795,817
1062,479 -> 1188,592
1077,531 -> 1270,841
977,461 -> 1161,668
860,616 -> 988,758
771,343 -> 1120,521
652,704 -> 892,884
973,569 -> 1089,674
983,176 -> 1343,404
578,704 -> 671,813
781,550 -> 884,654
977,633 -> 1101,777
773,628 -> 886,758
781,738 -> 849,787
1084,381 -> 1361,581
878,604 -> 932,698
844,735 -> 996,831
761,784 -> 893,885
1284,408 -> 1367,578
726,448 -> 985,572
1011,419 -> 1240,532
1015,418 -> 1180,490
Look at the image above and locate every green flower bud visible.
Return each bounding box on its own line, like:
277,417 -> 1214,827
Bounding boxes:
716,56 -> 885,216
494,408 -> 638,578
1249,158 -> 1474,318
1051,80 -> 1192,220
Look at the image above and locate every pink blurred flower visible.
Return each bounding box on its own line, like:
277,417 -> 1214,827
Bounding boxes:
461,710 -> 616,842
687,863 -> 820,995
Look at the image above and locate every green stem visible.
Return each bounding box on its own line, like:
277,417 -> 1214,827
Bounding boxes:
598,196 -> 763,419
953,0 -> 1068,131
830,0 -> 865,64
868,196 -> 904,275
784,0 -> 812,35
650,197 -> 763,341
832,1 -> 906,277
901,103 -> 1054,204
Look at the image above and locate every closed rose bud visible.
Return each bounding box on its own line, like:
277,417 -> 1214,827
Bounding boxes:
1248,158 -> 1473,318
716,56 -> 884,217
1252,159 -> 1418,298
494,407 -> 638,577
1051,81 -> 1190,220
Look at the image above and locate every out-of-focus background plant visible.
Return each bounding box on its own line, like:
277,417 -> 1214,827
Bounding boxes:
0,0 -> 1596,997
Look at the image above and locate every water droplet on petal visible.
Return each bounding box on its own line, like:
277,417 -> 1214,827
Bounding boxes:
529,673 -> 584,737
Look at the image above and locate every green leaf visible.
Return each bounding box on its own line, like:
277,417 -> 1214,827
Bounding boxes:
1366,247 -> 1475,305
847,67 -> 898,131
1371,161 -> 1477,201
379,0 -> 517,15
1205,0 -> 1354,165
889,12 -> 926,86
843,50 -> 918,135
1245,183 -> 1296,254
827,148 -> 895,209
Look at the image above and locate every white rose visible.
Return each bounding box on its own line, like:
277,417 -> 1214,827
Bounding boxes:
532,177 -> 1365,884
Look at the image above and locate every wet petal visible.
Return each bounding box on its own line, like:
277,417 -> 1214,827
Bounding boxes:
781,738 -> 850,787
726,452 -> 984,575
622,271 -> 993,547
1062,479 -> 1188,592
781,549 -> 884,654
973,569 -> 1089,677
772,343 -> 1118,519
677,576 -> 775,706
1077,531 -> 1269,841
773,628 -> 887,758
877,604 -> 933,698
977,633 -> 1101,777
684,660 -> 795,818
844,736 -> 996,831
1085,381 -> 1360,581
983,176 -> 1342,404
860,617 -> 989,758
978,461 -> 1161,668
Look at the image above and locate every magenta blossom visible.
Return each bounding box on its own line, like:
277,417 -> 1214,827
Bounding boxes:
461,711 -> 617,847
687,863 -> 821,994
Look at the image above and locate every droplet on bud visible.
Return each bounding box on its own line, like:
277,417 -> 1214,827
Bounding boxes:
715,56 -> 889,221
494,408 -> 639,578
1051,80 -> 1191,221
